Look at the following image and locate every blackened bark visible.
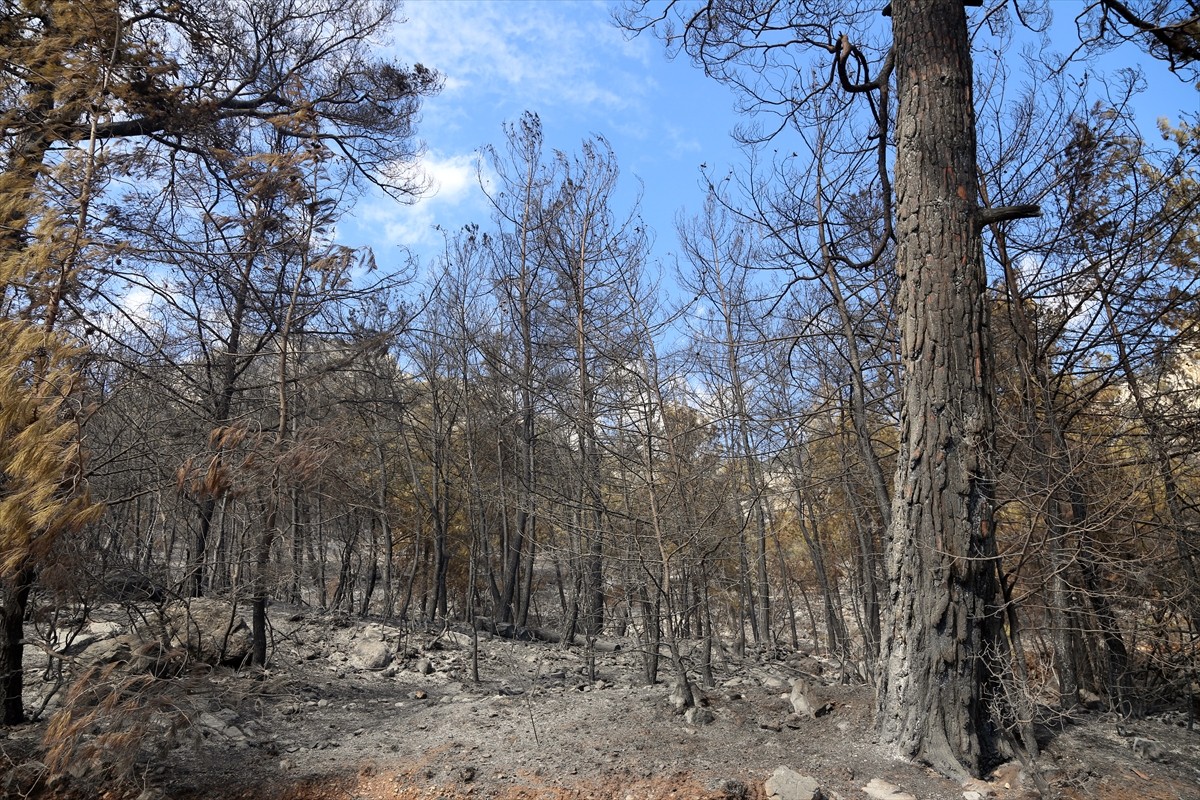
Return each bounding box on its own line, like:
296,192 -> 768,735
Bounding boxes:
0,569 -> 33,725
876,0 -> 1004,780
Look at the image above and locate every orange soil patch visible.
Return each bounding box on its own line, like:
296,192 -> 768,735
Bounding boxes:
169,768 -> 757,800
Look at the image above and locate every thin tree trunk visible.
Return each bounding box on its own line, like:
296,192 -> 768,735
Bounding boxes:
0,569 -> 33,724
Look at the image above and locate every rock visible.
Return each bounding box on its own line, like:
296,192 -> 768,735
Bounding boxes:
128,640 -> 187,677
1131,736 -> 1168,762
764,766 -> 822,800
862,779 -> 916,800
415,657 -> 434,675
789,679 -> 832,718
58,620 -> 121,657
78,633 -> 137,665
165,599 -> 252,666
988,761 -> 1024,790
2,760 -> 46,796
961,778 -> 995,799
351,639 -> 392,670
102,568 -> 167,604
685,707 -> 715,726
196,711 -> 227,731
763,676 -> 788,691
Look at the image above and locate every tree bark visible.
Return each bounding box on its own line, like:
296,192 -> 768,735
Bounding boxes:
876,0 -> 1003,780
0,569 -> 33,725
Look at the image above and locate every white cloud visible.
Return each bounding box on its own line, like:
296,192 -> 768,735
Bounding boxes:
392,0 -> 654,119
421,151 -> 478,202
354,149 -> 488,253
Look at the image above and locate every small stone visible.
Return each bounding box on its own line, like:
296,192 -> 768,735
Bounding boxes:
764,766 -> 822,800
279,760 -> 292,772
415,658 -> 434,675
316,699 -> 330,709
685,707 -> 716,726
862,778 -> 917,800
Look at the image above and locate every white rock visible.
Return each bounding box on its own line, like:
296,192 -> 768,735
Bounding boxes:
862,778 -> 917,800
764,766 -> 822,800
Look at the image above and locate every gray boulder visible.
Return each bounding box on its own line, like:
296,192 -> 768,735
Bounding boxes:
78,633 -> 137,666
350,639 -> 392,670
764,767 -> 822,800
165,599 -> 252,666
789,678 -> 833,718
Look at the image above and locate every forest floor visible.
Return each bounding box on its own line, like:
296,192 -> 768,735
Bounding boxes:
2,603 -> 1198,800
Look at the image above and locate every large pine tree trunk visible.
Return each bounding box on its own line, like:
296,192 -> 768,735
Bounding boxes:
876,0 -> 1004,780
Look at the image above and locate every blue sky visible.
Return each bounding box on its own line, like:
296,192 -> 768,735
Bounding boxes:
340,1 -> 1198,277
342,0 -> 745,273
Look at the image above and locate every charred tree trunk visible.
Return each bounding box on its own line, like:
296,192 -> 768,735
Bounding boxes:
0,568 -> 33,725
876,0 -> 1006,780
